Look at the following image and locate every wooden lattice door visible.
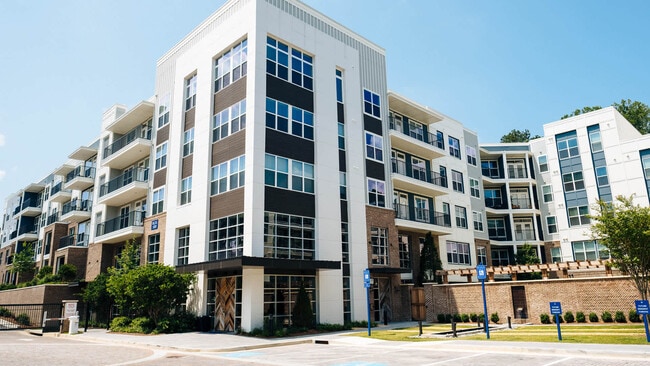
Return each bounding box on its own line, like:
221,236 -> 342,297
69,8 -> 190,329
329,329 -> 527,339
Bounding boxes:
214,277 -> 236,331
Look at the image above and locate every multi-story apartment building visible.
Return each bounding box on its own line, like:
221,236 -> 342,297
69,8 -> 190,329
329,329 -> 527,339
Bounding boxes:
1,0 -> 648,332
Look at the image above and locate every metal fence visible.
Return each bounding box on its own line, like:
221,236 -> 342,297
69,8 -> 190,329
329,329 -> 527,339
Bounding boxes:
0,303 -> 62,331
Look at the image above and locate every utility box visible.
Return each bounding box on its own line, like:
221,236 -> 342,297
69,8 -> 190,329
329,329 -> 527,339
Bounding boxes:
68,316 -> 79,335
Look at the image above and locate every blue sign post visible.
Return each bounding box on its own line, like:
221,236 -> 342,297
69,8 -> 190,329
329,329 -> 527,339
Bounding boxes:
550,302 -> 562,341
476,264 -> 489,339
364,269 -> 371,336
635,299 -> 650,342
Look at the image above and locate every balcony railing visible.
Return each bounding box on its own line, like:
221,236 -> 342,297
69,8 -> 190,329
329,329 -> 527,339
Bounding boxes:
389,118 -> 444,150
96,211 -> 145,236
485,197 -> 507,209
51,182 -> 63,195
508,167 -> 528,179
99,168 -> 149,197
394,203 -> 451,227
103,123 -> 152,159
46,212 -> 60,226
13,197 -> 41,215
62,199 -> 92,215
510,197 -> 532,209
65,166 -> 96,182
488,229 -> 508,240
514,229 -> 536,241
391,159 -> 447,188
59,233 -> 89,249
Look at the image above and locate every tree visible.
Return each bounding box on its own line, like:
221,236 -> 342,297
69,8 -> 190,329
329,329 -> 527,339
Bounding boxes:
612,99 -> 650,134
10,242 -> 36,283
106,238 -> 141,316
590,196 -> 650,300
292,283 -> 315,328
515,243 -> 541,265
561,106 -> 602,119
82,272 -> 113,325
418,232 -> 443,285
500,129 -> 541,143
57,263 -> 77,282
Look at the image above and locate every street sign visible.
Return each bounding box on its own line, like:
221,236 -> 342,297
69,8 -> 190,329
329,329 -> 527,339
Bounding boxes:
636,300 -> 649,315
476,264 -> 487,280
363,268 -> 371,289
550,302 -> 562,315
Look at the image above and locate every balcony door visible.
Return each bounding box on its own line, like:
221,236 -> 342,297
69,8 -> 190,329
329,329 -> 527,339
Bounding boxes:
391,112 -> 403,132
391,151 -> 406,175
514,218 -> 534,241
395,191 -> 408,219
414,196 -> 429,223
119,206 -> 130,229
508,160 -> 527,179
411,157 -> 426,182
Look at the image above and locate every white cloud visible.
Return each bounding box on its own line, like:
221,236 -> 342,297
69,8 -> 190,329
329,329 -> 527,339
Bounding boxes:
0,170 -> 5,181
0,133 -> 5,147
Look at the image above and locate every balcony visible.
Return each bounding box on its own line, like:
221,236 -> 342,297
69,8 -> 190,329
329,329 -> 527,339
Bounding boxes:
488,229 -> 508,241
98,168 -> 149,207
514,229 -> 536,241
485,197 -> 508,210
95,211 -> 145,244
394,203 -> 452,235
510,197 -> 532,210
16,224 -> 38,242
60,199 -> 92,223
58,233 -> 89,249
391,159 -> 447,197
389,120 -> 445,160
507,167 -> 528,179
13,197 -> 42,217
49,182 -> 72,203
46,212 -> 60,226
64,166 -> 96,191
102,123 -> 152,169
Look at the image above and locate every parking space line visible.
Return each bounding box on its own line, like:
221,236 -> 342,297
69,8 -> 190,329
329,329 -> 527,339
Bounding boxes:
542,357 -> 573,366
421,352 -> 488,365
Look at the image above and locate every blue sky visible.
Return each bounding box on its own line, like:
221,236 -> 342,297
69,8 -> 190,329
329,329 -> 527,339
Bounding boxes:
1,0 -> 649,202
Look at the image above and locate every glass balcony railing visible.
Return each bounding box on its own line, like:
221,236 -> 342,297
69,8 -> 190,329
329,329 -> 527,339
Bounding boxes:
389,118 -> 444,150
391,159 -> 447,188
99,167 -> 149,197
514,229 -> 536,241
59,233 -> 89,249
13,197 -> 41,215
103,123 -> 152,159
65,166 -> 96,182
508,167 -> 528,179
394,203 -> 451,227
62,199 -> 92,215
96,211 -> 145,236
485,197 -> 507,209
46,213 -> 60,226
510,197 -> 532,209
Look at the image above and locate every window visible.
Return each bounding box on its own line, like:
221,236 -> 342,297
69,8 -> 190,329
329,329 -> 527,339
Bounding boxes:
183,128 -> 194,157
177,227 -> 190,265
477,246 -> 487,265
339,172 -> 347,200
491,248 -> 509,266
209,213 -> 244,260
336,69 -> 344,103
338,123 -> 345,149
435,130 -> 445,150
185,74 -> 197,111
451,170 -> 464,193
557,137 -> 579,159
147,234 -> 160,264
263,275 -> 315,326
157,93 -> 170,128
264,212 -> 315,260
214,39 -> 248,92
546,216 -> 557,234
180,177 -> 192,205
266,36 -> 313,90
562,171 -> 585,192
448,136 -> 461,159
488,219 -> 506,238
595,166 -> 609,186
367,178 -> 385,207
409,120 -> 424,141
365,132 -> 383,162
398,235 -> 410,269
214,99 -> 247,142
481,160 -> 499,178
211,155 -> 246,195
363,89 -> 381,118
341,222 -> 349,263
542,185 -> 553,203
473,211 -> 484,231
151,188 -> 164,215
264,154 -> 313,193
265,98 -> 313,140
589,129 -> 602,152
568,205 -> 590,226
155,142 -> 168,170
507,159 -> 527,179
538,155 -> 548,172
371,227 -> 388,265
455,206 -> 467,228
415,196 -> 429,222
439,165 -> 448,187
572,240 -> 609,261
447,241 -> 471,265
470,178 -> 480,198
466,146 -> 477,166
551,247 -> 562,263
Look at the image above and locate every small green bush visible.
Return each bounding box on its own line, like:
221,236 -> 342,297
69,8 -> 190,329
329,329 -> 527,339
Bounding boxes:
452,313 -> 461,322
444,314 -> 452,323
316,323 -> 352,331
564,311 -> 575,323
16,313 -> 30,326
348,320 -> 375,328
37,273 -> 62,285
469,313 -> 478,322
110,316 -> 132,332
601,311 -> 613,323
576,311 -> 586,323
57,264 -> 77,282
129,317 -> 154,333
540,313 -> 551,324
461,313 -> 470,322
552,314 -> 564,323
37,266 -> 54,278
614,311 -> 627,323
589,312 -> 599,322
0,283 -> 16,291
629,309 -> 641,323
0,307 -> 12,318
436,314 -> 446,323
478,313 -> 485,323
490,312 -> 500,324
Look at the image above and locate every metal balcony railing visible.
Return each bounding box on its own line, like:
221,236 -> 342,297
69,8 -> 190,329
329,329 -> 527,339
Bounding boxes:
96,211 -> 145,236
59,233 -> 89,249
508,167 -> 528,179
514,229 -> 536,241
62,199 -> 92,215
46,213 -> 59,226
14,197 -> 41,215
65,166 -> 96,182
488,229 -> 508,240
103,122 -> 152,159
389,118 -> 444,150
391,159 -> 447,188
51,182 -> 63,195
394,203 -> 451,227
510,197 -> 532,209
99,167 -> 149,197
485,197 -> 507,209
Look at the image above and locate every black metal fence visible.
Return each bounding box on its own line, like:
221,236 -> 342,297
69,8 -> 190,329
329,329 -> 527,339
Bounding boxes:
0,303 -> 62,331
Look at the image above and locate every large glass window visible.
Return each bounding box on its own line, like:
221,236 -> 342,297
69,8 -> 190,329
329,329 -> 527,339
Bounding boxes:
589,129 -> 603,152
211,156 -> 245,195
155,142 -> 168,170
265,98 -> 313,140
481,160 -> 499,178
466,146 -> 477,166
470,178 -> 480,198
551,247 -> 562,263
363,89 -> 381,118
448,136 -> 461,159
264,275 -> 315,327
183,128 -> 194,157
180,177 -> 192,205
595,166 -> 609,186
371,227 -> 388,265
398,235 -> 410,269
264,154 -> 314,194
455,206 -> 467,228
473,211 -> 484,231
447,241 -> 470,265
488,218 -> 506,238
214,39 -> 248,92
365,132 -> 383,162
177,227 -> 190,265
572,240 -> 609,261
546,216 -> 558,234
557,137 -> 579,159
185,75 -> 197,111
266,36 -> 313,90
209,213 -> 244,260
542,185 -> 553,202
409,120 -> 424,141
151,188 -> 164,215
538,155 -> 548,172
568,205 -> 590,226
367,178 -> 385,207
264,212 -> 315,260
451,170 -> 464,193
214,99 -> 247,142
147,234 -> 160,264
563,171 -> 585,192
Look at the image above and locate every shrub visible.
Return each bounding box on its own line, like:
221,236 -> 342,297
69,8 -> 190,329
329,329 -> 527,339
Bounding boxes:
16,313 -> 30,326
37,266 -> 54,279
57,264 -> 77,282
37,273 -> 62,285
540,313 -> 551,324
437,314 -> 446,323
469,313 -> 478,322
316,323 -> 351,332
348,320 -> 374,328
563,311 -> 575,323
552,314 -> 564,323
129,317 -> 154,333
452,313 -> 461,323
478,313 -> 485,323
589,312 -> 599,322
110,316 -> 132,332
615,311 -> 627,323
629,309 -> 641,323
444,314 -> 452,323
601,311 -> 613,323
460,313 -> 470,322
576,311 -> 586,323
0,307 -> 12,318
490,312 -> 500,324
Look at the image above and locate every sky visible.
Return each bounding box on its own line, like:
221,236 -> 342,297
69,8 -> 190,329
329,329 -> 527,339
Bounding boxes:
1,0 -> 649,203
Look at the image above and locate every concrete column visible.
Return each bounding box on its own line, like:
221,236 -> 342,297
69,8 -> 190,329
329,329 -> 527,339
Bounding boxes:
188,270 -> 207,316
317,268 -> 343,325
241,266 -> 264,332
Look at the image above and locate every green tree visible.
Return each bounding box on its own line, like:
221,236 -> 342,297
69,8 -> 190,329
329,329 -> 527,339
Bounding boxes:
107,238 -> 141,315
57,263 -> 77,282
515,243 -> 541,265
418,232 -> 443,285
612,99 -> 650,134
590,196 -> 650,300
500,129 -> 541,143
82,272 -> 113,325
561,106 -> 602,119
10,242 -> 36,283
292,283 -> 315,328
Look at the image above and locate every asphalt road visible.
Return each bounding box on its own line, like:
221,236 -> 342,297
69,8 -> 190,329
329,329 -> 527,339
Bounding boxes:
1,330 -> 649,366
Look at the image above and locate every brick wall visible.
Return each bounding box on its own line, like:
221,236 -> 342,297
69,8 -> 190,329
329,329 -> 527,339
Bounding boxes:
426,276 -> 639,323
0,284 -> 81,304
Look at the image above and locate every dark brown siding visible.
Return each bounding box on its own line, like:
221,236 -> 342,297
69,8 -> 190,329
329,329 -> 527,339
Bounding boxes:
212,131 -> 245,164
264,187 -> 315,217
363,115 -> 383,135
210,188 -> 245,219
153,168 -> 167,188
184,108 -> 195,130
214,76 -> 247,113
266,75 -> 313,112
366,160 -> 385,181
156,124 -> 169,144
265,129 -> 314,164
181,156 -> 193,179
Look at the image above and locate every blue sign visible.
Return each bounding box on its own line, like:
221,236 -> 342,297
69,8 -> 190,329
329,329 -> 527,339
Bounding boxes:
550,302 -> 562,315
363,269 -> 371,289
151,219 -> 158,230
636,300 -> 650,315
476,264 -> 487,280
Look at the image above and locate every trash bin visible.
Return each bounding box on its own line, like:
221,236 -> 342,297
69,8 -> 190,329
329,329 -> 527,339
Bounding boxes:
69,316 -> 79,335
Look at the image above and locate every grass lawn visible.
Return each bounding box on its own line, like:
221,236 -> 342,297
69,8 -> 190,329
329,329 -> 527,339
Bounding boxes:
350,324 -> 650,344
